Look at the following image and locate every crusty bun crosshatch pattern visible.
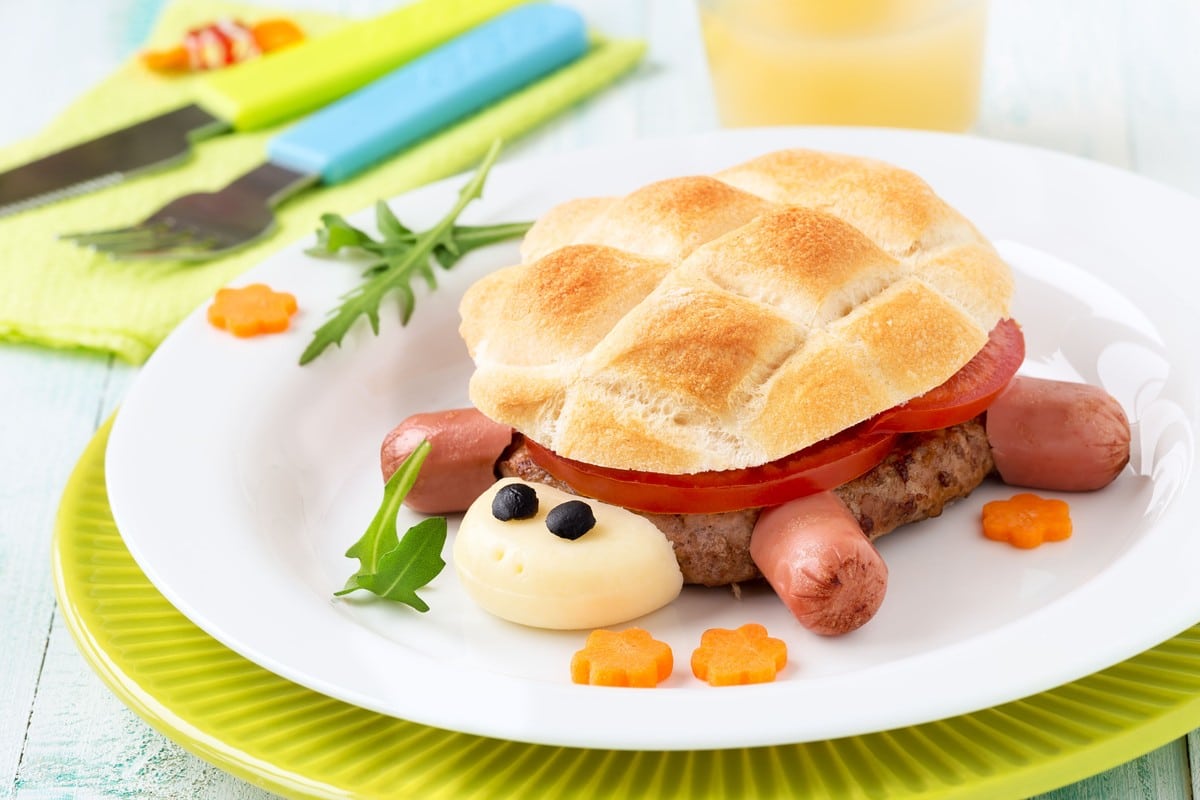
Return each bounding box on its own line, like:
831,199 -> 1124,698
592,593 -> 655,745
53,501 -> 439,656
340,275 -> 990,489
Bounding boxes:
459,149 -> 1013,474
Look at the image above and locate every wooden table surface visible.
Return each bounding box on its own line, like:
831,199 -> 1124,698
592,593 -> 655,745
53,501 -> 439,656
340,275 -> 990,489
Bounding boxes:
3,1 -> 1199,797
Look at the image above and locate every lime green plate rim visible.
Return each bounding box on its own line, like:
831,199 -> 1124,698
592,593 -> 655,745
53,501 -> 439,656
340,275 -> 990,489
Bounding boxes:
53,417 -> 1200,800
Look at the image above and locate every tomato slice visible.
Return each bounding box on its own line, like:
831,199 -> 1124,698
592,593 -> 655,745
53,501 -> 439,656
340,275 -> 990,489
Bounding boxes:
868,318 -> 1025,434
524,425 -> 897,515
523,318 -> 1023,515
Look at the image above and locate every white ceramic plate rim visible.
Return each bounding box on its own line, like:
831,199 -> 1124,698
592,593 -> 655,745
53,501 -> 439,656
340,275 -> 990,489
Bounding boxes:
107,127 -> 1200,750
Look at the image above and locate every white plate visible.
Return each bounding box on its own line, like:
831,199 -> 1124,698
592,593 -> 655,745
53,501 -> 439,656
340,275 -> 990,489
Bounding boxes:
107,127 -> 1200,751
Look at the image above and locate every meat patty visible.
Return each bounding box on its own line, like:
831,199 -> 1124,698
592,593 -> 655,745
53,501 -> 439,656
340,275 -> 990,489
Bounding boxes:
497,417 -> 994,586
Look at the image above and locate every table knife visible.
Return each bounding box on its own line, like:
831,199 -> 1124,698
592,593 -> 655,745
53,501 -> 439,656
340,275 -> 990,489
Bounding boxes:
0,0 -> 524,218
64,4 -> 589,260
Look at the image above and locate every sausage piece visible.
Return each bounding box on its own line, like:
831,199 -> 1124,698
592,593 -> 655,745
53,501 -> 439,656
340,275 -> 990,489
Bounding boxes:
750,492 -> 888,636
985,376 -> 1130,492
380,408 -> 513,514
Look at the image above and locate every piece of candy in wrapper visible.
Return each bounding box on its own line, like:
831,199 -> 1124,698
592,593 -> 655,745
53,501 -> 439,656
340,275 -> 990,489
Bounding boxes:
141,18 -> 305,73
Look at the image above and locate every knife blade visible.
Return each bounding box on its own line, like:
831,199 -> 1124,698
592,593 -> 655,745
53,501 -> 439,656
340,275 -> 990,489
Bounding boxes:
0,106 -> 227,218
0,0 -> 524,218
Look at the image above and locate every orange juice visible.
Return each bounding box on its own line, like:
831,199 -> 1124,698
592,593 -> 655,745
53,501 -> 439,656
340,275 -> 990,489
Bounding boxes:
699,0 -> 989,131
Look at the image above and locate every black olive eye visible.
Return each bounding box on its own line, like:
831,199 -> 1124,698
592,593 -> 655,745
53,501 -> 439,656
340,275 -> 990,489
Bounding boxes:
546,501 -> 596,540
492,483 -> 539,521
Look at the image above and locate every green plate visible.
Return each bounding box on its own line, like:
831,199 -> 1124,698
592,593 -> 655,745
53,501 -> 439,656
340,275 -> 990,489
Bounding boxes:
54,418 -> 1200,799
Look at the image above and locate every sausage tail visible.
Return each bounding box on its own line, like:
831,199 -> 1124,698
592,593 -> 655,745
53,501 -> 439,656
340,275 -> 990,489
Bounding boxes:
750,492 -> 888,636
985,376 -> 1131,492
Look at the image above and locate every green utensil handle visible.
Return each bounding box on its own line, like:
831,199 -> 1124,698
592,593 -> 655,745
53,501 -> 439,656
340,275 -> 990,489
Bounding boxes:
195,0 -> 525,131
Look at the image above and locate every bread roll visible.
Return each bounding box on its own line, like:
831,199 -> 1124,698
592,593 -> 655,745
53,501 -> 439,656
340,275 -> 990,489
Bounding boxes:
460,148 -> 1013,474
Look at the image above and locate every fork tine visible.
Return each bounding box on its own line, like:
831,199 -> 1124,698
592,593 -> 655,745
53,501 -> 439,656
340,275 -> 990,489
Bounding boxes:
108,244 -> 222,262
102,229 -> 222,260
60,226 -> 160,246
102,236 -> 199,256
68,223 -> 217,257
83,231 -> 186,255
60,224 -> 188,251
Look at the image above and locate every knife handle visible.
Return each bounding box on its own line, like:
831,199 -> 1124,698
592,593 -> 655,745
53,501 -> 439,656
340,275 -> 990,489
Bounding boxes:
266,4 -> 589,186
195,0 -> 525,131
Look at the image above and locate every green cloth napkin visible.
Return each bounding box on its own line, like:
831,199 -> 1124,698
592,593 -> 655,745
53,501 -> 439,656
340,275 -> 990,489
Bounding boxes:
0,0 -> 644,364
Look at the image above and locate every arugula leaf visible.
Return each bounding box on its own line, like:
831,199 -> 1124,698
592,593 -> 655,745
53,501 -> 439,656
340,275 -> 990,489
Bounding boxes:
354,518 -> 446,611
335,439 -> 447,612
375,199 -> 413,242
308,214 -> 528,260
300,140 -> 532,365
310,213 -> 377,254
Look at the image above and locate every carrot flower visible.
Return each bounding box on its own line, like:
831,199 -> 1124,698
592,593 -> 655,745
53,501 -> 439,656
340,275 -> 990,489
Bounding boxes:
982,493 -> 1073,549
691,623 -> 788,686
207,283 -> 298,337
570,628 -> 673,687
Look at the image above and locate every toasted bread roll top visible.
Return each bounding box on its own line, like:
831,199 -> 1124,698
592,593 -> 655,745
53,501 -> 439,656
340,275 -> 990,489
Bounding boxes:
460,148 -> 1013,474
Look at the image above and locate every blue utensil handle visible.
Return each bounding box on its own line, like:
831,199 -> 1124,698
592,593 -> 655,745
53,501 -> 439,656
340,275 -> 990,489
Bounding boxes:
267,4 -> 589,185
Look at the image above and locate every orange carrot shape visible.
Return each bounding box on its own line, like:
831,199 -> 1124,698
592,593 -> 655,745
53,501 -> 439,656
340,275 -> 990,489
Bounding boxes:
982,493 -> 1073,549
207,283 -> 298,337
570,628 -> 673,687
691,623 -> 788,686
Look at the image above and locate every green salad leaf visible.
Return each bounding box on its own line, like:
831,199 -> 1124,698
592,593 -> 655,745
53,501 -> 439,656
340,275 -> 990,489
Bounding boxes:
335,440 -> 446,612
300,140 -> 532,365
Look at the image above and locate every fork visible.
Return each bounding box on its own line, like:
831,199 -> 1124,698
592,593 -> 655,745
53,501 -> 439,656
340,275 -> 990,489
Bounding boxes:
62,4 -> 587,262
62,164 -> 316,261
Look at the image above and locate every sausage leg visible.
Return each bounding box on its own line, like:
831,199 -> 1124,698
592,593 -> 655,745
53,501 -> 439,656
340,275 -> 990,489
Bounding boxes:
750,492 -> 888,635
380,408 -> 513,514
985,376 -> 1130,492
